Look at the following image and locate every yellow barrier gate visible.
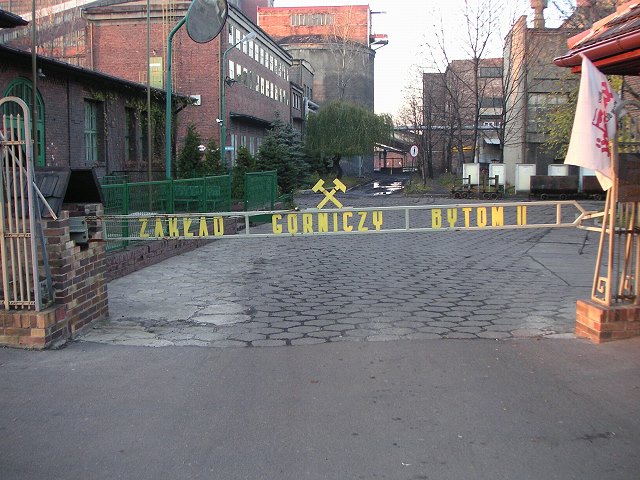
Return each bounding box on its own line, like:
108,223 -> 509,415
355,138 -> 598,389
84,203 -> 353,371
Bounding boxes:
100,199 -> 599,241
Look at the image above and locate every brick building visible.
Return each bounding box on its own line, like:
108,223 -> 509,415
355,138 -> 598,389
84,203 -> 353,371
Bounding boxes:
83,1 -> 293,167
2,0 -> 301,170
0,43 -> 177,177
258,5 -> 385,110
289,58 -> 315,133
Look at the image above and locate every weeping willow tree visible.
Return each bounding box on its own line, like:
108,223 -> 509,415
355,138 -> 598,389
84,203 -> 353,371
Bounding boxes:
305,101 -> 393,178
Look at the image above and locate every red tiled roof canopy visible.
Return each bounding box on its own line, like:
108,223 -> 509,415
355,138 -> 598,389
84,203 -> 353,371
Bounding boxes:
554,1 -> 640,75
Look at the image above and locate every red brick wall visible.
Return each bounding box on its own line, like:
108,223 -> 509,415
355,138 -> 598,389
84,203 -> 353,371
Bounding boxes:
0,53 -> 167,176
258,5 -> 370,45
88,12 -> 291,150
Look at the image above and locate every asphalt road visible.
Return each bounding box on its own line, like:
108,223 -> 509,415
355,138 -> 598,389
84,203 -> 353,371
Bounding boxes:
0,338 -> 639,480
1,190 -> 639,479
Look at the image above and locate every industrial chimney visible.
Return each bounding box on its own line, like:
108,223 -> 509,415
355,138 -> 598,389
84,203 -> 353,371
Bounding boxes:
531,0 -> 548,29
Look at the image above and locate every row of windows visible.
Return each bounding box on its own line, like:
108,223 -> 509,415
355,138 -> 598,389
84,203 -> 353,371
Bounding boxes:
290,13 -> 334,26
228,23 -> 289,82
229,60 -> 289,105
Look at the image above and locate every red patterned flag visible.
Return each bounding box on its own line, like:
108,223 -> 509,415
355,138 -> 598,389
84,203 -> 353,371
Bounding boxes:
564,55 -> 618,191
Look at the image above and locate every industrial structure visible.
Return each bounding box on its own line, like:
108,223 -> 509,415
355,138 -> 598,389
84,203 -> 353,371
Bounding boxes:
257,4 -> 387,111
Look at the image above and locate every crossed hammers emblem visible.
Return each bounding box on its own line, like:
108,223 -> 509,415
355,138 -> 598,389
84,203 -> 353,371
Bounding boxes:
312,178 -> 347,208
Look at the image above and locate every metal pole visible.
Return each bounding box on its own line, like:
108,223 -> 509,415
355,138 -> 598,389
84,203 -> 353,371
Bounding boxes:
31,0 -> 38,167
220,47 -> 228,169
147,0 -> 152,182
165,17 -> 186,179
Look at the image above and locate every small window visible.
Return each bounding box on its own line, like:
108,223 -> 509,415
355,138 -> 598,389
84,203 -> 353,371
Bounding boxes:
228,60 -> 235,79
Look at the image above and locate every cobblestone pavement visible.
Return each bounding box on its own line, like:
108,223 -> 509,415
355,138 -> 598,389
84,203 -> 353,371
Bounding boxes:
79,193 -> 601,348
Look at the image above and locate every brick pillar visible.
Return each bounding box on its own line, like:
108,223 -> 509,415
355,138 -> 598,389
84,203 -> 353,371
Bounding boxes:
576,299 -> 640,343
0,204 -> 108,349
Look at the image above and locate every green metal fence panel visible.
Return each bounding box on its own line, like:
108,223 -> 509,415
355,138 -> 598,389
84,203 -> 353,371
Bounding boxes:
245,170 -> 277,211
127,180 -> 173,214
101,183 -> 128,251
101,175 -> 232,251
99,174 -> 129,185
173,178 -> 206,213
204,175 -> 231,212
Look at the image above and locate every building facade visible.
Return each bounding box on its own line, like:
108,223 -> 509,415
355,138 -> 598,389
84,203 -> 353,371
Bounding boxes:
2,0 -> 303,171
0,43 -> 174,178
83,1 -> 292,168
258,5 -> 385,110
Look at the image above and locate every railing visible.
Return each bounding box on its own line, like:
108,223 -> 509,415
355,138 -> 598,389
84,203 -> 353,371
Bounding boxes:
99,200 -> 594,242
589,100 -> 640,307
0,97 -> 52,311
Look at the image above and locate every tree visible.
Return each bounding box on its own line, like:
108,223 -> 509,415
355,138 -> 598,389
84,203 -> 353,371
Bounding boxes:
257,115 -> 308,193
176,124 -> 203,179
551,0 -> 618,29
202,137 -> 225,176
397,68 -> 441,181
305,101 -> 392,179
231,146 -> 255,199
540,75 -> 624,159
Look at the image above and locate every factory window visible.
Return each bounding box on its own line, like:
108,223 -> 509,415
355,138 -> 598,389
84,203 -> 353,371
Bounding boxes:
291,13 -> 334,26
2,77 -> 45,166
84,100 -> 101,165
124,107 -> 136,163
479,66 -> 502,78
480,97 -> 502,108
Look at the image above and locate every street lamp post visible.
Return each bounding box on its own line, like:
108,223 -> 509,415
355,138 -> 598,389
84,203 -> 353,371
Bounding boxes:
220,31 -> 256,168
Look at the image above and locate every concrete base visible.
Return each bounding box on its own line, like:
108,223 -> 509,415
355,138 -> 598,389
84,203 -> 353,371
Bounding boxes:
576,299 -> 640,343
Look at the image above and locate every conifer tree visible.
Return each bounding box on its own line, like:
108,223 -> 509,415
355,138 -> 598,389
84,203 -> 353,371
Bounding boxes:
231,146 -> 255,199
257,114 -> 308,193
176,124 -> 203,179
202,137 -> 225,176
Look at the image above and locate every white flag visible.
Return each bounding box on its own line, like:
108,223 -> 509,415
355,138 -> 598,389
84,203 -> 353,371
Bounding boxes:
564,55 -> 618,191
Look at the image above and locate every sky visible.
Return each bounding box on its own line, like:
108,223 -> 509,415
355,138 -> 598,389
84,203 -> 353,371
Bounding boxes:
272,0 -> 571,118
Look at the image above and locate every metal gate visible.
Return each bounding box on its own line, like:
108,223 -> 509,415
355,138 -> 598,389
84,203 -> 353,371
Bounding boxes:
0,96 -> 52,311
